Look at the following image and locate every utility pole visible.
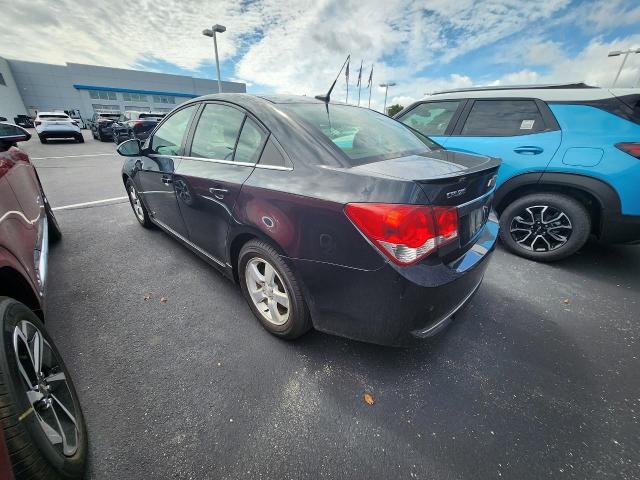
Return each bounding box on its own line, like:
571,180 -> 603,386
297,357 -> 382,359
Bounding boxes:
379,82 -> 396,115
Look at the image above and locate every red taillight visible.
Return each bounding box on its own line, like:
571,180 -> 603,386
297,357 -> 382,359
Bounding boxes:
616,142 -> 640,158
35,121 -> 41,126
344,203 -> 458,266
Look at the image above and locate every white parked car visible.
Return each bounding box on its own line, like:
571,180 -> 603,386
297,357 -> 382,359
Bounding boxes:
34,111 -> 84,144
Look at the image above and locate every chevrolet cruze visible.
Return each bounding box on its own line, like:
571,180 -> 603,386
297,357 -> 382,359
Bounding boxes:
118,94 -> 500,345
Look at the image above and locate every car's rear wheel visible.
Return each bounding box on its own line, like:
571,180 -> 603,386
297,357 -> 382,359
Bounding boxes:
38,136 -> 46,144
499,192 -> 591,261
75,135 -> 84,144
0,297 -> 88,479
238,240 -> 311,339
125,179 -> 152,228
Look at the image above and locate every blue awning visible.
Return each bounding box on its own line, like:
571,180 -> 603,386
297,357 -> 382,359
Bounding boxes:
72,84 -> 198,98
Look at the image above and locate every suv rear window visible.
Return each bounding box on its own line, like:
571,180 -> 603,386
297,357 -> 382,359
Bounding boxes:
398,101 -> 461,136
461,100 -> 545,136
39,114 -> 69,119
283,104 -> 439,166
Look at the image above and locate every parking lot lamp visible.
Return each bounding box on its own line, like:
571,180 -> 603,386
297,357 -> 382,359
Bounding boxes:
608,48 -> 640,87
379,82 -> 396,115
202,24 -> 227,93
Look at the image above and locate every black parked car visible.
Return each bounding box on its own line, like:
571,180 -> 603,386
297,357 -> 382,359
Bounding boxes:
111,111 -> 165,144
88,112 -> 120,141
117,94 -> 500,345
13,115 -> 35,128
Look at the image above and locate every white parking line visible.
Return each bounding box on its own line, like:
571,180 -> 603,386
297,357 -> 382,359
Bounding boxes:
32,153 -> 115,160
52,196 -> 128,211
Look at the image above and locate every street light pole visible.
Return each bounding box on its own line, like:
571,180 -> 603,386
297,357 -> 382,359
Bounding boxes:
608,48 -> 640,87
203,24 -> 227,93
379,82 -> 396,115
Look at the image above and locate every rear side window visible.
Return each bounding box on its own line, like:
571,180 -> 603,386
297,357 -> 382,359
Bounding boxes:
190,103 -> 245,160
259,137 -> 290,168
398,101 -> 460,136
234,118 -> 267,164
461,100 -> 545,136
150,104 -> 197,156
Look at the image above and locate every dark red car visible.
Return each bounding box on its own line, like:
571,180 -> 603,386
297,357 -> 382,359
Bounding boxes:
0,123 -> 87,479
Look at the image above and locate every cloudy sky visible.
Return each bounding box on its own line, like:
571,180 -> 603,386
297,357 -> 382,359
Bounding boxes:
1,0 -> 639,108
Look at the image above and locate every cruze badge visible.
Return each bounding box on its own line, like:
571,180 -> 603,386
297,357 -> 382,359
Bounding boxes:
446,188 -> 466,199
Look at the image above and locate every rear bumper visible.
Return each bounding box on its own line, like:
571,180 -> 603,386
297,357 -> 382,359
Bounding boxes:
39,130 -> 81,139
600,212 -> 640,244
288,215 -> 498,345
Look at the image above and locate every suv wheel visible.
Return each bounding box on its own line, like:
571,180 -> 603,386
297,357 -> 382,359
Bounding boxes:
499,192 -> 591,262
238,240 -> 311,339
0,297 -> 88,479
38,135 -> 47,144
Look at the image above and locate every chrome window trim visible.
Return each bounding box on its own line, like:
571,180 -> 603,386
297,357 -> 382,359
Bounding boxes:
178,155 -> 293,171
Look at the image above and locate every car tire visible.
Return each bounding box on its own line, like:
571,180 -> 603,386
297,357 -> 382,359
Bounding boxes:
499,192 -> 591,262
125,179 -> 153,228
45,198 -> 62,244
76,135 -> 84,144
238,240 -> 312,340
97,131 -> 104,142
0,297 -> 88,479
38,136 -> 47,144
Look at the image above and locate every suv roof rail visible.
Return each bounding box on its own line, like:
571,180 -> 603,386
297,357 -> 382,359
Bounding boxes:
431,82 -> 597,95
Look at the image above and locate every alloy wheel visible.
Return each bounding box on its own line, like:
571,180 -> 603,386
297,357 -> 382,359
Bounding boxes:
509,205 -> 572,251
13,320 -> 80,456
128,185 -> 145,222
245,257 -> 291,326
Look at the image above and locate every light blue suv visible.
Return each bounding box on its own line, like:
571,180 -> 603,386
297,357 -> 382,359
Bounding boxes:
396,83 -> 640,261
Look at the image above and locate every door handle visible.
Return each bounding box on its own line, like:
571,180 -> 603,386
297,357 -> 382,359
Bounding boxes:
514,146 -> 543,155
161,176 -> 172,185
209,187 -> 228,200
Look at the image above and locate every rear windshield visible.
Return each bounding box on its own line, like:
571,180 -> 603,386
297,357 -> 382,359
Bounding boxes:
98,114 -> 120,119
140,113 -> 165,119
40,114 -> 69,119
283,104 -> 440,166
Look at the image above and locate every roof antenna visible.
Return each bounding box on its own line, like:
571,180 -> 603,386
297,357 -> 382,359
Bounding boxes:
315,54 -> 350,103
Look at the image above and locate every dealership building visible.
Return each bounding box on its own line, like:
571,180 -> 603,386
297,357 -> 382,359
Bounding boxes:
0,56 -> 246,123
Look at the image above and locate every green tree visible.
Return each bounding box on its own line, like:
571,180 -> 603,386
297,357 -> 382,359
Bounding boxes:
386,104 -> 404,117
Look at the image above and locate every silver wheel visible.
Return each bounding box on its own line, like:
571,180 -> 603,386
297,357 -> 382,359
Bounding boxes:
244,257 -> 291,326
128,184 -> 145,222
13,320 -> 80,457
509,205 -> 573,252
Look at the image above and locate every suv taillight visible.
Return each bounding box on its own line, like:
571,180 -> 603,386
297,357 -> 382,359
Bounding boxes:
616,142 -> 640,158
344,203 -> 458,266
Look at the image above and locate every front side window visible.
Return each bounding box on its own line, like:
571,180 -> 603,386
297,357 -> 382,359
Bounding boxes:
150,105 -> 197,156
283,104 -> 439,166
399,101 -> 461,136
461,100 -> 545,136
190,104 -> 244,160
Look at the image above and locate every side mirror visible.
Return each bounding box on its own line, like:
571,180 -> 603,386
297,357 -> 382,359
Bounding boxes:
117,138 -> 142,157
0,122 -> 31,143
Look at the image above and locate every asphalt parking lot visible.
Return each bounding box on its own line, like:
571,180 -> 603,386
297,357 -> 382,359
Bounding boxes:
21,130 -> 639,479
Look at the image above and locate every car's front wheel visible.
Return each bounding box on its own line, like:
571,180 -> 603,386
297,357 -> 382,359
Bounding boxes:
499,192 -> 591,261
0,297 -> 88,479
238,240 -> 311,339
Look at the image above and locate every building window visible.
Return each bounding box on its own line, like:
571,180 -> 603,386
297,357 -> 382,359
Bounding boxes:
0,72 -> 5,86
123,92 -> 148,102
124,105 -> 150,112
153,95 -> 175,104
89,90 -> 117,101
92,104 -> 120,113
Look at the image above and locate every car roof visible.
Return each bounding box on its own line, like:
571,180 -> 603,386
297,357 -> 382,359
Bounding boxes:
188,92 -> 349,107
421,84 -> 638,102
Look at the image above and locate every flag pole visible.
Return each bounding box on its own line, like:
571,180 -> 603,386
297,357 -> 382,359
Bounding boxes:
367,64 -> 374,108
357,59 -> 363,107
